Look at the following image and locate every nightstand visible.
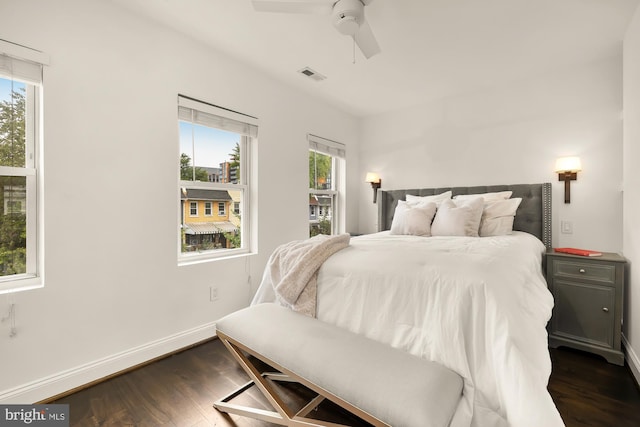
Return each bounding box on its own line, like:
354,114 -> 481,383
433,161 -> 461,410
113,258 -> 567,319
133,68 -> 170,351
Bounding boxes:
545,250 -> 626,365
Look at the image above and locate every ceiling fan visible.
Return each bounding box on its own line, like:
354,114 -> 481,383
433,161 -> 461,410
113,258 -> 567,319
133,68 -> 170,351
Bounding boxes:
251,0 -> 381,59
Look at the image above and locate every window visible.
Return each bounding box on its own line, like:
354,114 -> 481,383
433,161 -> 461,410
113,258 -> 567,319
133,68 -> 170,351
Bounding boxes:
178,95 -> 257,261
0,41 -> 47,294
308,134 -> 345,237
189,202 -> 198,216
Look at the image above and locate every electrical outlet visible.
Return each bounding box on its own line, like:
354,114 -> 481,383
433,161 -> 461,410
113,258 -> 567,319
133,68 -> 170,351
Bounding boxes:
210,286 -> 219,302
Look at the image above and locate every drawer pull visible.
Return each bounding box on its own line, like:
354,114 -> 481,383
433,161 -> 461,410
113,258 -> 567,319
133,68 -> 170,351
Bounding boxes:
602,307 -> 609,313
579,268 -> 586,273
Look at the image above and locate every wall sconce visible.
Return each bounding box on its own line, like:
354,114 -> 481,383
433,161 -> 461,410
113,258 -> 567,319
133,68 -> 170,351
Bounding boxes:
555,156 -> 582,204
365,172 -> 381,203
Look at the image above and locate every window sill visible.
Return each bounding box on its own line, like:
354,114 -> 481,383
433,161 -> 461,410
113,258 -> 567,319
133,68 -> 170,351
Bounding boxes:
0,275 -> 43,295
178,248 -> 255,267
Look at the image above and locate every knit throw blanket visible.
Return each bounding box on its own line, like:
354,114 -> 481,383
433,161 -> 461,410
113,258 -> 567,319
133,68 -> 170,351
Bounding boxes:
264,233 -> 350,317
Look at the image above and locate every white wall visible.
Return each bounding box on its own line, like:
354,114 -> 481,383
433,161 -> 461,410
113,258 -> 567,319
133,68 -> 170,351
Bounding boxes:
0,0 -> 359,402
358,56 -> 624,254
623,4 -> 640,384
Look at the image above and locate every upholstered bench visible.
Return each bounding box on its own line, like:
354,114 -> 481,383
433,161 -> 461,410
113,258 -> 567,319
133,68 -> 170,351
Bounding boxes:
213,303 -> 463,427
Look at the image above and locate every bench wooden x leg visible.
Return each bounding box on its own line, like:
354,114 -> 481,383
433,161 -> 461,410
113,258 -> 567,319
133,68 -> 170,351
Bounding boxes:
213,331 -> 380,427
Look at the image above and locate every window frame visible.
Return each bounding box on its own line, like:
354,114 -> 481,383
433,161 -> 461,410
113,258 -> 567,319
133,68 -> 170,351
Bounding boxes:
177,95 -> 257,264
204,201 -> 212,216
0,41 -> 48,294
308,134 -> 345,237
189,201 -> 198,217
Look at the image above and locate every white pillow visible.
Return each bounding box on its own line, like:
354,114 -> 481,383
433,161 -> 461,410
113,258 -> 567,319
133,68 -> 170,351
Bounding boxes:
406,191 -> 452,207
431,198 -> 484,237
479,198 -> 522,237
453,191 -> 513,202
390,201 -> 438,236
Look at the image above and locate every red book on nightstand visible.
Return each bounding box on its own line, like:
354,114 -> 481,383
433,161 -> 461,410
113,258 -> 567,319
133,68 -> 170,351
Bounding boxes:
554,247 -> 603,257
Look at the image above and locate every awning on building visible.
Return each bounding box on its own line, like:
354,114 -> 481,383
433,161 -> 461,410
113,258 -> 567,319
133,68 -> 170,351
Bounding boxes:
183,221 -> 238,235
213,221 -> 238,233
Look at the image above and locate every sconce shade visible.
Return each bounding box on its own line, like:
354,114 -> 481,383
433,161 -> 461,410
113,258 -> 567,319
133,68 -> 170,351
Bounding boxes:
365,172 -> 381,203
555,157 -> 582,173
365,172 -> 381,183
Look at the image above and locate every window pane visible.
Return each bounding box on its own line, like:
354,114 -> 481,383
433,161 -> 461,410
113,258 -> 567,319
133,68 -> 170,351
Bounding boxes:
180,188 -> 241,252
0,175 -> 27,277
179,126 -> 241,253
309,142 -> 340,238
309,193 -> 333,237
0,78 -> 26,168
309,150 -> 332,190
179,121 -> 241,184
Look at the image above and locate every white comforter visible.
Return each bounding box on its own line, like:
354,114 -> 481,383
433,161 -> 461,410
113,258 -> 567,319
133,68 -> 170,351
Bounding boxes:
253,231 -> 564,427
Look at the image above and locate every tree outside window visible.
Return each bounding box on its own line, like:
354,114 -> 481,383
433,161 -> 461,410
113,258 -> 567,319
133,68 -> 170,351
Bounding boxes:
0,84 -> 27,277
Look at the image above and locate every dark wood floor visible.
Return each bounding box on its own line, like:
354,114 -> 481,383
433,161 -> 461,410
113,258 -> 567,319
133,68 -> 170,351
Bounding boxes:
547,347 -> 640,427
51,338 -> 640,427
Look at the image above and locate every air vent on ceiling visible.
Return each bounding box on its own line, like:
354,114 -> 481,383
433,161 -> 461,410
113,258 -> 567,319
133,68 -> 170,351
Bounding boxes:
298,67 -> 326,82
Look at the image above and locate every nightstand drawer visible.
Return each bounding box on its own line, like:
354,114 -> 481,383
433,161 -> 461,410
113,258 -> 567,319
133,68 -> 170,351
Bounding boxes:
552,260 -> 615,284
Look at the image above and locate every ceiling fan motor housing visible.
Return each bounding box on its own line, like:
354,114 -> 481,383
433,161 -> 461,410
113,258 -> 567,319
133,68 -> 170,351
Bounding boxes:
332,0 -> 365,36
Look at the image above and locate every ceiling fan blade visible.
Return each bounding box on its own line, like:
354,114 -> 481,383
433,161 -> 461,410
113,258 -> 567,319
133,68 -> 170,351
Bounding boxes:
354,21 -> 381,59
251,0 -> 334,15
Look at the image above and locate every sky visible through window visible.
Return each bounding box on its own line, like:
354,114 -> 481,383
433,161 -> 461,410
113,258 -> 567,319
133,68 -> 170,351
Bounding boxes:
179,121 -> 239,169
0,78 -> 25,102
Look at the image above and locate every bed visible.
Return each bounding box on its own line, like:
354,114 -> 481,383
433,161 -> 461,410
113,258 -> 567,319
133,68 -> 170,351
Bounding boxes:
252,183 -> 563,427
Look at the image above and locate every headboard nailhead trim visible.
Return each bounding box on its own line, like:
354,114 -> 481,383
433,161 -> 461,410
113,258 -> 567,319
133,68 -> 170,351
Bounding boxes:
542,182 -> 552,249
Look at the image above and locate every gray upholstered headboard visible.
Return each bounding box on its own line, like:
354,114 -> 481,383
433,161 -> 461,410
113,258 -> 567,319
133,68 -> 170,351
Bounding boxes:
377,183 -> 552,248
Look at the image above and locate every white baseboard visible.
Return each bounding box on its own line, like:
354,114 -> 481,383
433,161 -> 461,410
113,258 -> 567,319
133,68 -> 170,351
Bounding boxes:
0,321 -> 217,404
622,334 -> 640,386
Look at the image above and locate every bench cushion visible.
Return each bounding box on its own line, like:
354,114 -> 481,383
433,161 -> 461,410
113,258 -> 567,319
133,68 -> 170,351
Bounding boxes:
216,303 -> 463,427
